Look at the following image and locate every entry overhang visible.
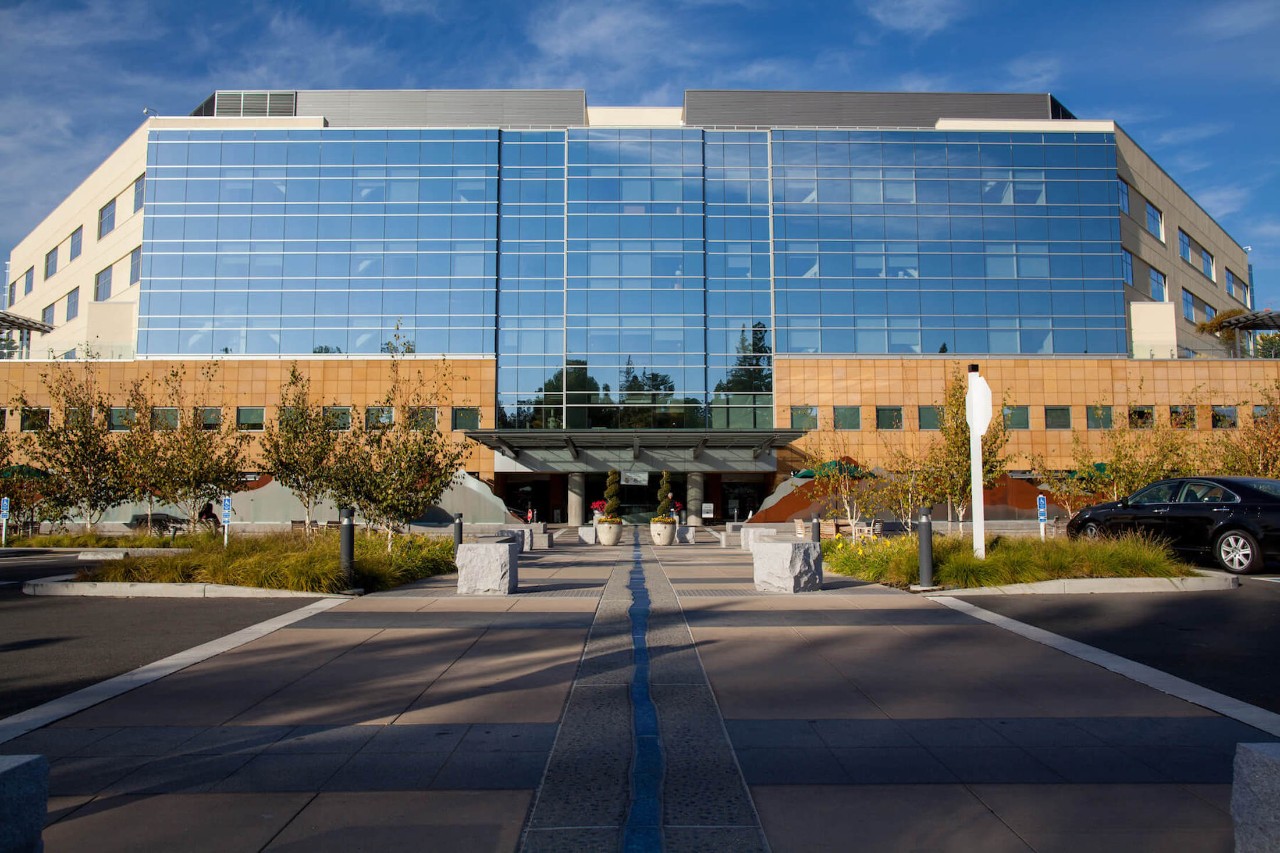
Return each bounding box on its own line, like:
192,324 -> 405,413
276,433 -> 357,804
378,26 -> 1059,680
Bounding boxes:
467,429 -> 805,473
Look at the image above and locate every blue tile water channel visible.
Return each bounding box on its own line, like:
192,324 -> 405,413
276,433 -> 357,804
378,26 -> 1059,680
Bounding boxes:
623,535 -> 663,852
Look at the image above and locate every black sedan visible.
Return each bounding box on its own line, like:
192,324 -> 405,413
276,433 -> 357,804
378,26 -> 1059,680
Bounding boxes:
1066,476 -> 1280,574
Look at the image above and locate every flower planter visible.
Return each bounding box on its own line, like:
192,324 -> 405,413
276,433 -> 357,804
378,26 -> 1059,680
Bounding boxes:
650,520 -> 676,546
597,521 -> 622,546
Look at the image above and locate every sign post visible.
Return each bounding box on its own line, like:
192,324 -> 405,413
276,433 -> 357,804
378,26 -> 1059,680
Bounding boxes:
1,497 -> 9,547
964,364 -> 993,559
1037,495 -> 1048,542
222,496 -> 232,548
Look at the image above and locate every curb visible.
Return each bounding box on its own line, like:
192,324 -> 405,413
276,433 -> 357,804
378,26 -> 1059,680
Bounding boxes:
76,548 -> 192,560
22,575 -> 355,599
923,573 -> 1238,597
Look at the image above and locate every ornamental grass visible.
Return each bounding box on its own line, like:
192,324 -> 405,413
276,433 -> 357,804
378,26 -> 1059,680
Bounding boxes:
81,530 -> 455,594
822,531 -> 1195,590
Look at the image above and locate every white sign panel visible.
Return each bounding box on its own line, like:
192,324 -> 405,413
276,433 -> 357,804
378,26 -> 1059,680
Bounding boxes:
701,502 -> 714,518
621,472 -> 649,486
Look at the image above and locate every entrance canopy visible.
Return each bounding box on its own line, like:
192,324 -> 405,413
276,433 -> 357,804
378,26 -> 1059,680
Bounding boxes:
0,311 -> 54,334
467,429 -> 805,473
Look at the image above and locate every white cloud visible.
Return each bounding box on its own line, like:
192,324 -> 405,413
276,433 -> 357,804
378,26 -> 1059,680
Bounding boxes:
861,0 -> 970,37
1193,184 -> 1252,219
1004,56 -> 1062,91
1190,0 -> 1280,40
1152,123 -> 1228,147
353,0 -> 442,15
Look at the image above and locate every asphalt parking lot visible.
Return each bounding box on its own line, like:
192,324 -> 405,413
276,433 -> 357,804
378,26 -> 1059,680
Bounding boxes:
0,552 -> 317,720
964,573 -> 1280,714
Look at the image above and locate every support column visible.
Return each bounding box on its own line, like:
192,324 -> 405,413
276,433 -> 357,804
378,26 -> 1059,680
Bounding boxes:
687,472 -> 705,527
567,472 -> 585,527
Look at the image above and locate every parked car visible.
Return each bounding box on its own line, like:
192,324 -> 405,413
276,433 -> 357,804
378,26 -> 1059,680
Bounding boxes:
1066,476 -> 1280,574
124,513 -> 187,534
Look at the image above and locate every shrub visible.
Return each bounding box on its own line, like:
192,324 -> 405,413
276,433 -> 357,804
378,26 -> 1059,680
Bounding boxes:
82,530 -> 456,594
822,532 -> 1194,589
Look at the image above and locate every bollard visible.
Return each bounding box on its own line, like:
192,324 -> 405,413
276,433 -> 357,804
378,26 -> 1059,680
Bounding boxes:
453,512 -> 463,551
917,506 -> 934,589
810,517 -> 821,543
339,507 -> 355,585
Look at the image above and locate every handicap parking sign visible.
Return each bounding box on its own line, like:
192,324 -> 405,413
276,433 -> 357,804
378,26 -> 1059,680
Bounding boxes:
1037,494 -> 1047,522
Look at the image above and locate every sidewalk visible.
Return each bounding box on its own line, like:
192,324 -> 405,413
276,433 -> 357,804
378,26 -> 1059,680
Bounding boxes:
4,528 -> 1274,851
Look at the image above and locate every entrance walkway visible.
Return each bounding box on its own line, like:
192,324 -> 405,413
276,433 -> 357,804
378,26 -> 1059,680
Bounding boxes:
6,529 -> 1270,850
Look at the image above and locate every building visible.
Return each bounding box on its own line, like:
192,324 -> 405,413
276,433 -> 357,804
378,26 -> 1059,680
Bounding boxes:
1,89 -> 1271,525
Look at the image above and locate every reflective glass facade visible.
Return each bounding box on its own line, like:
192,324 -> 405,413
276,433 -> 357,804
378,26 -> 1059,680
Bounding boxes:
141,127 -> 1125,429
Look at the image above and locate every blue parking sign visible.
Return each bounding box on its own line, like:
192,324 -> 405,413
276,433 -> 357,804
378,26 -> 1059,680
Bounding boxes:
1,497 -> 8,512
1037,494 -> 1047,522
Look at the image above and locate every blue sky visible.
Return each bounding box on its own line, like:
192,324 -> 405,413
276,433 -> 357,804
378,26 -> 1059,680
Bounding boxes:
3,0 -> 1278,305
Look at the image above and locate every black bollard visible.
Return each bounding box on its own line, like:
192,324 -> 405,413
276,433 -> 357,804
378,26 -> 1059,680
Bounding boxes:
453,512 -> 463,551
917,506 -> 934,588
339,507 -> 355,585
810,517 -> 821,543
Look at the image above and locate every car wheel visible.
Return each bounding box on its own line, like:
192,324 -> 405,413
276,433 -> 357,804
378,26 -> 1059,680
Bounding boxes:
1214,529 -> 1262,574
1081,521 -> 1103,539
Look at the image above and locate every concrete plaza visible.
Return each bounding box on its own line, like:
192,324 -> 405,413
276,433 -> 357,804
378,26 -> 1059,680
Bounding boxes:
4,528 -> 1273,851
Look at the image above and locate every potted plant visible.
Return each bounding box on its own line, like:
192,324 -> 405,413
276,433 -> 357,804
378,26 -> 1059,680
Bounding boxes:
597,470 -> 623,546
650,470 -> 677,546
590,499 -> 607,523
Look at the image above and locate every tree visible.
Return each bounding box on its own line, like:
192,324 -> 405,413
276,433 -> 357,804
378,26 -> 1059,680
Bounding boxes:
870,444 -> 938,530
258,366 -> 340,532
799,427 -> 874,525
151,366 -> 251,531
15,362 -> 127,532
1256,333 -> 1280,359
655,470 -> 673,518
1196,307 -> 1248,356
928,367 -> 1010,524
1216,383 -> 1280,478
115,378 -> 171,532
329,352 -> 471,550
603,470 -> 621,518
1028,436 -> 1112,518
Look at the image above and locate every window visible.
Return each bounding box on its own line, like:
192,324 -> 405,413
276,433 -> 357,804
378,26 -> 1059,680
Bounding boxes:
1179,229 -> 1191,262
41,304 -> 54,326
45,248 -> 57,279
20,407 -> 50,431
1226,269 -> 1244,302
875,406 -> 903,430
1118,179 -> 1130,214
94,266 -> 112,301
23,266 -> 33,295
1254,405 -> 1275,422
199,407 -> 222,430
98,198 -> 116,238
1045,406 -> 1072,430
1145,201 -> 1163,240
133,175 -> 145,212
833,406 -> 860,430
1131,481 -> 1179,505
108,407 -> 134,431
407,406 -> 437,430
1170,405 -> 1197,428
1149,268 -> 1166,301
323,406 -> 352,430
152,407 -> 179,430
1128,405 -> 1154,429
1205,305 -> 1216,323
365,406 -> 393,429
1212,405 -> 1238,429
452,406 -> 480,430
69,226 -> 82,260
1002,405 -> 1030,430
790,406 -> 817,430
1201,248 -> 1214,281
236,407 -> 265,431
1182,290 -> 1196,322
7,281 -> 14,308
66,288 -> 79,321
1121,249 -> 1133,286
130,247 -> 142,285
918,405 -> 941,430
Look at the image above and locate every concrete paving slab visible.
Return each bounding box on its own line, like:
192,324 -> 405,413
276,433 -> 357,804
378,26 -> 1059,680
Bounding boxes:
263,791 -> 531,852
44,795 -> 92,827
209,752 -> 351,792
76,725 -> 207,756
321,750 -> 448,791
100,752 -> 254,795
432,747 -> 549,789
42,793 -> 312,853
830,746 -> 959,783
969,782 -> 1230,832
0,727 -> 120,758
47,755 -> 154,796
360,723 -> 467,753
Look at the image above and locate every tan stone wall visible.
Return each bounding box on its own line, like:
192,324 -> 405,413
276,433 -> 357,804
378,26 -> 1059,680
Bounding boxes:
0,357 -> 500,478
775,356 -> 1280,469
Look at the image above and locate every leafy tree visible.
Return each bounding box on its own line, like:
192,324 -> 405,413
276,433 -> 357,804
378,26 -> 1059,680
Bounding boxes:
258,366 -> 340,532
928,367 -> 1010,523
1255,333 -> 1280,359
799,427 -> 874,524
115,378 -> 172,532
151,366 -> 250,531
1196,307 -> 1248,356
329,353 -> 471,550
655,470 -> 673,518
1028,436 -> 1112,518
15,362 -> 127,532
1216,383 -> 1280,478
870,444 -> 938,530
603,469 -> 621,518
